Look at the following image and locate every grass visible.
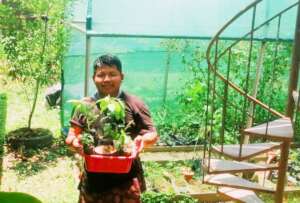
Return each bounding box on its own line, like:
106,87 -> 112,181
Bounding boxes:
2,155 -> 78,203
1,79 -> 61,136
0,76 -> 79,203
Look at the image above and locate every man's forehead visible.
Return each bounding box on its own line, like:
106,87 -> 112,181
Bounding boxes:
96,64 -> 119,72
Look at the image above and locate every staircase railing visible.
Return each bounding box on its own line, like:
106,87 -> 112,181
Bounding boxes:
203,1 -> 299,202
206,0 -> 298,119
204,0 -> 298,146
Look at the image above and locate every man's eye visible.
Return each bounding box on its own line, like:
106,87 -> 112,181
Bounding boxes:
97,74 -> 105,78
109,73 -> 118,77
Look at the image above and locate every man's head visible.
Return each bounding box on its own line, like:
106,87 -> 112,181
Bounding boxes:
93,54 -> 124,97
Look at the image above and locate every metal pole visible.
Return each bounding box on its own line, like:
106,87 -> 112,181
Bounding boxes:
240,5 -> 257,158
84,0 -> 93,97
275,141 -> 290,203
286,1 -> 300,118
84,15 -> 92,97
162,52 -> 170,105
244,41 -> 266,144
84,36 -> 91,97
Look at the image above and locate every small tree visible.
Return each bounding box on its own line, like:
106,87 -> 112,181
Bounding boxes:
0,0 -> 69,129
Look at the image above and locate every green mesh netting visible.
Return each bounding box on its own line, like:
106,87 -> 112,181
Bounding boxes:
62,35 -> 199,127
70,0 -> 297,39
62,0 -> 298,129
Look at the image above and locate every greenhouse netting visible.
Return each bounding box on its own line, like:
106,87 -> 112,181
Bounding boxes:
62,0 -> 298,129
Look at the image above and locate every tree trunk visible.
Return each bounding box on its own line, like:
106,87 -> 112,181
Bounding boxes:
28,79 -> 40,129
27,14 -> 49,129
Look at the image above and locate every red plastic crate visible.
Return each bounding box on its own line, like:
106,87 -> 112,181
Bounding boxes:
84,140 -> 142,173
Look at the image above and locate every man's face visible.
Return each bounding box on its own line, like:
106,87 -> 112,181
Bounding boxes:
93,64 -> 124,97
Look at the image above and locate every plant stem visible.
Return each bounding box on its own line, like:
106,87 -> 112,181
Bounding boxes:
27,13 -> 49,129
28,79 -> 40,128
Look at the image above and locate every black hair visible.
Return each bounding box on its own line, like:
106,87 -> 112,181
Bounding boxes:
93,54 -> 122,76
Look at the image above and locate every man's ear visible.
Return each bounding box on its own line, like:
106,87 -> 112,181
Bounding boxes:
121,73 -> 124,80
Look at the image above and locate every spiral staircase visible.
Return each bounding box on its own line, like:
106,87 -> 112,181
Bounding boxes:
202,1 -> 299,203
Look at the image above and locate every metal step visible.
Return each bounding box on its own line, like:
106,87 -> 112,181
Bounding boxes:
212,142 -> 281,161
204,173 -> 275,193
243,118 -> 293,141
218,187 -> 263,203
203,158 -> 278,174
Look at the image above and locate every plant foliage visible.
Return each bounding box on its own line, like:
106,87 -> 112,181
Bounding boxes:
69,96 -> 131,153
154,39 -> 293,146
0,0 -> 70,128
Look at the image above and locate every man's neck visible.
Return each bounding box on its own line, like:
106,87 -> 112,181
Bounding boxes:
94,90 -> 122,100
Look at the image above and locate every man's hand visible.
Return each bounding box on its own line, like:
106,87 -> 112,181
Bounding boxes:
65,129 -> 84,155
65,130 -> 76,145
134,135 -> 144,153
134,132 -> 159,152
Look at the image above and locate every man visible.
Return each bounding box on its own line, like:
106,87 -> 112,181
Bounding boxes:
66,54 -> 159,203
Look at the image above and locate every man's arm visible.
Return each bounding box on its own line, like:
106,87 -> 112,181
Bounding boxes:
131,97 -> 159,149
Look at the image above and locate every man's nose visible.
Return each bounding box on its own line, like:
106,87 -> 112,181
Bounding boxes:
103,75 -> 111,81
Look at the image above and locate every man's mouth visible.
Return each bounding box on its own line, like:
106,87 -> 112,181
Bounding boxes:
101,85 -> 112,89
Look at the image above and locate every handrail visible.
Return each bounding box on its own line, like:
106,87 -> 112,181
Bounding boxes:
207,0 -> 261,60
206,0 -> 298,118
216,2 -> 299,62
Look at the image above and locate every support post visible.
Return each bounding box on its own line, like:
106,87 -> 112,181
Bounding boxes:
286,1 -> 300,118
84,35 -> 91,97
275,141 -> 290,203
84,15 -> 92,97
244,41 -> 266,144
162,52 -> 170,105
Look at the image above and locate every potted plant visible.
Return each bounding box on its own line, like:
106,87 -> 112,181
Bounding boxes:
68,99 -> 99,136
69,96 -> 135,155
68,96 -> 140,173
67,99 -> 100,154
95,96 -> 131,155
